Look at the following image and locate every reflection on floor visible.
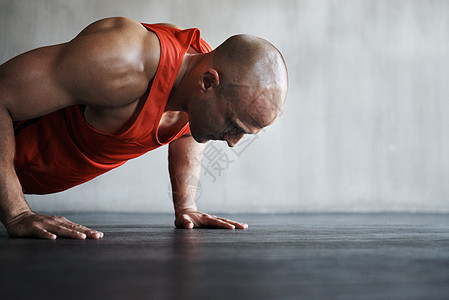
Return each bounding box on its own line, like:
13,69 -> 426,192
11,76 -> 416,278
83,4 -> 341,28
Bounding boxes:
1,213 -> 448,299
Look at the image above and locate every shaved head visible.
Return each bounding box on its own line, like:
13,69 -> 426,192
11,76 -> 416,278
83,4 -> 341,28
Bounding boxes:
211,34 -> 288,128
184,34 -> 288,146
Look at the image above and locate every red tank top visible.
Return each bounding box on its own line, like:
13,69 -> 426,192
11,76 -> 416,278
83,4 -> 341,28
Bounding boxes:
14,24 -> 212,194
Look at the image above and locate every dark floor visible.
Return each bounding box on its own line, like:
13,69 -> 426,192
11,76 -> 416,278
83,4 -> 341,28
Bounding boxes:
0,213 -> 448,300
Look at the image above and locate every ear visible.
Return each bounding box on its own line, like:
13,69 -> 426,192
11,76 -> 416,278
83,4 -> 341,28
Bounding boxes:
200,69 -> 220,91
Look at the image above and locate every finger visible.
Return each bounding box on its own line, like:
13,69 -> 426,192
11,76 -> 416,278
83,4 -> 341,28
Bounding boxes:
181,215 -> 194,229
70,225 -> 103,239
47,224 -> 87,239
58,220 -> 104,239
203,217 -> 236,229
33,228 -> 57,240
216,217 -> 248,229
89,231 -> 104,239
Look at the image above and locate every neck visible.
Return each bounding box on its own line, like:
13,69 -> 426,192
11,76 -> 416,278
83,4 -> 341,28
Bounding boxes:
166,50 -> 202,112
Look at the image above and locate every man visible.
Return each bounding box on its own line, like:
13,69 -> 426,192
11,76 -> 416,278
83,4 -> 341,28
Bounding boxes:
0,17 -> 288,239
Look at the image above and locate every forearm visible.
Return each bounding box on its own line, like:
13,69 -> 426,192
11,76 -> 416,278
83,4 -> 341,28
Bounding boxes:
168,135 -> 205,215
170,172 -> 200,215
0,106 -> 30,226
168,135 -> 248,230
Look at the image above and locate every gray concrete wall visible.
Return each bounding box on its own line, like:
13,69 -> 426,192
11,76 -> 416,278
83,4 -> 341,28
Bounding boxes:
1,0 -> 448,213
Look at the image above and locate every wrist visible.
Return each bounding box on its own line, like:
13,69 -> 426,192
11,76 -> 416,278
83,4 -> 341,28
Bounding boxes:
172,192 -> 197,217
1,207 -> 32,227
174,206 -> 197,217
0,170 -> 31,225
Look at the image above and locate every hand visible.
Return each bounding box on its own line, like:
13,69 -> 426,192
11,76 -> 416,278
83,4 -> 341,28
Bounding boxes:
5,211 -> 104,239
175,210 -> 248,229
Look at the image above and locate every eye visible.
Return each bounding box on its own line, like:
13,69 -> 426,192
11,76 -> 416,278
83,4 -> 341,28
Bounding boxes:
232,122 -> 245,134
225,118 -> 246,135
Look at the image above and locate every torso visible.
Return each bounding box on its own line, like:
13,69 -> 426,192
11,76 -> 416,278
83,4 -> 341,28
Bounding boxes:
83,83 -> 148,135
84,87 -> 189,142
82,21 -> 193,141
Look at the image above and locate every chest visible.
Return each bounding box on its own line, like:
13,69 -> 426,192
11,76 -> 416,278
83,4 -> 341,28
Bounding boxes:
83,99 -> 143,135
83,100 -> 188,142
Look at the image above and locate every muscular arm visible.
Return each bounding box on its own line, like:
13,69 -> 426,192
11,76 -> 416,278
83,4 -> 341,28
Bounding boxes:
0,107 -> 29,226
0,44 -> 87,239
169,134 -> 248,229
169,134 -> 204,216
0,86 -> 102,239
160,22 -> 247,229
0,17 -> 159,239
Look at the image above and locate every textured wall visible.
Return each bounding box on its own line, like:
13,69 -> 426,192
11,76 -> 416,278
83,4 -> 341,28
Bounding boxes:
1,0 -> 448,213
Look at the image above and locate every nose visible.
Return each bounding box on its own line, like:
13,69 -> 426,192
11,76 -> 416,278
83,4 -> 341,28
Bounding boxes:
225,133 -> 244,147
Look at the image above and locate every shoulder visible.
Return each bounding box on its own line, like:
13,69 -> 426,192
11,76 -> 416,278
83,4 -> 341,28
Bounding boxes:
77,17 -> 161,78
56,17 -> 161,107
155,23 -> 184,30
76,17 -> 151,37
73,17 -> 161,77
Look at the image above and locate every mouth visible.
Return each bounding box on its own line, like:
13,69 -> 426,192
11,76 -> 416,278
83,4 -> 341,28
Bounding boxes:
202,135 -> 214,142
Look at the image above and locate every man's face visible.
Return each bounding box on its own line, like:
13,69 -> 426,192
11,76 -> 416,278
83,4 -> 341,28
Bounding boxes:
188,91 -> 263,147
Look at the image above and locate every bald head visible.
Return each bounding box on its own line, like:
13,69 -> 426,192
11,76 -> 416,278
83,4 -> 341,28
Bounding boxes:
210,34 -> 288,128
184,34 -> 287,146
